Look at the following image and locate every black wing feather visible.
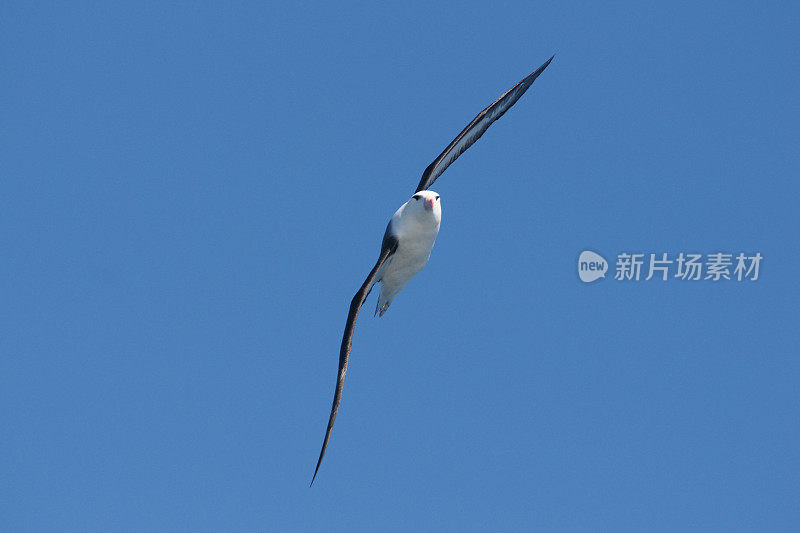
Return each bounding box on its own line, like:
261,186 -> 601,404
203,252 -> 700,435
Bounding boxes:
310,235 -> 399,486
415,55 -> 554,193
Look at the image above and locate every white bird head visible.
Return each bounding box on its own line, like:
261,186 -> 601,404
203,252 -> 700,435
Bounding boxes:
407,190 -> 441,218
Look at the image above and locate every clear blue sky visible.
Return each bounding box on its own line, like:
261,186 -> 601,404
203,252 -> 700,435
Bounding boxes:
2,1 -> 798,531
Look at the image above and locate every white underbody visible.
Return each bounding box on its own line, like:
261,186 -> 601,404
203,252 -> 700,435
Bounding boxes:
375,191 -> 441,316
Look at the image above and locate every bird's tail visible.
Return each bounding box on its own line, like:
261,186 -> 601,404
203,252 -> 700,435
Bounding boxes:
374,285 -> 392,317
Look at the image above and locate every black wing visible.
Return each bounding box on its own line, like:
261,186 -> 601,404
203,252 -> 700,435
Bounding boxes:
415,55 -> 554,193
310,235 -> 399,486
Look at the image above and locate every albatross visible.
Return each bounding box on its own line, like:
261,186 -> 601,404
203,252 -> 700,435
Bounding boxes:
311,55 -> 554,485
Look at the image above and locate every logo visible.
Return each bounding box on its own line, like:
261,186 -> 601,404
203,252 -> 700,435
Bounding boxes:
578,250 -> 608,283
576,250 -> 762,283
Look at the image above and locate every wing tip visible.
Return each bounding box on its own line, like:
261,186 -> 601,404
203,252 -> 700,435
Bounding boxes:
530,54 -> 555,79
310,453 -> 324,487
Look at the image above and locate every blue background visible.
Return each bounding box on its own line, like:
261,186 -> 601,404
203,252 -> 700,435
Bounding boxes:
2,1 -> 798,530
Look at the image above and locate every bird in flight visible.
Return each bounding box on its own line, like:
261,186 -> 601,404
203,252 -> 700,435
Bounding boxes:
311,55 -> 554,485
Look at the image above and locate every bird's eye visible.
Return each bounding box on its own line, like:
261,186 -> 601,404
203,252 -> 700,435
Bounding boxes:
435,195 -> 440,200
413,195 -> 420,201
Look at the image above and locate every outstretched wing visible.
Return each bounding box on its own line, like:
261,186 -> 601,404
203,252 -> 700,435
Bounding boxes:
310,235 -> 399,486
415,55 -> 554,193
